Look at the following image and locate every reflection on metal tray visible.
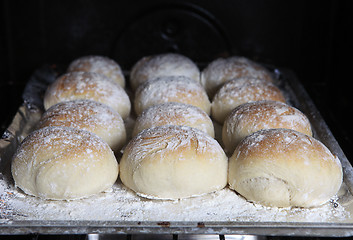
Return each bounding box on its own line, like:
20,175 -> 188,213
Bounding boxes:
1,65 -> 353,236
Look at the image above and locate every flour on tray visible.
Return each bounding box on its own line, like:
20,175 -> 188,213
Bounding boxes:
0,176 -> 349,222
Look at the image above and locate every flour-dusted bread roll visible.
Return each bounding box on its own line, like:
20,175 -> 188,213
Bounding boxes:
120,125 -> 228,199
134,76 -> 211,115
222,100 -> 312,154
201,56 -> 274,97
211,78 -> 285,123
228,128 -> 343,208
11,127 -> 119,200
130,53 -> 200,90
132,102 -> 214,137
43,71 -> 131,119
67,55 -> 125,87
38,100 -> 126,152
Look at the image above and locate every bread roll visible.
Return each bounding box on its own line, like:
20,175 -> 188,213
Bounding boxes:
134,76 -> 211,116
132,102 -> 214,137
211,78 -> 285,123
201,56 -> 274,97
67,55 -> 125,87
11,127 -> 119,200
120,125 -> 228,199
38,100 -> 126,152
228,128 -> 343,208
130,53 -> 200,90
222,100 -> 312,154
43,71 -> 131,119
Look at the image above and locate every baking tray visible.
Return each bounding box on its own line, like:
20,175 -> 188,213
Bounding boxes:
1,64 -> 353,236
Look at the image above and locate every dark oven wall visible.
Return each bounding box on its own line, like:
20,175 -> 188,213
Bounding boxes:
1,0 -> 352,160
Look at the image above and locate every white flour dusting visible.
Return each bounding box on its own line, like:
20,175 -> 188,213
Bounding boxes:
67,55 -> 125,87
130,53 -> 200,90
0,174 -> 349,222
134,76 -> 210,115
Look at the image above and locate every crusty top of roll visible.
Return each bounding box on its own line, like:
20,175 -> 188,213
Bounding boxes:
39,99 -> 122,131
43,71 -> 131,118
214,77 -> 285,104
67,55 -> 125,87
132,102 -> 214,137
222,100 -> 312,153
201,56 -> 274,97
235,129 -> 338,165
13,127 -> 113,170
126,125 -> 224,164
37,99 -> 126,152
130,53 -> 200,90
225,101 -> 311,133
211,78 -> 285,123
134,76 -> 211,115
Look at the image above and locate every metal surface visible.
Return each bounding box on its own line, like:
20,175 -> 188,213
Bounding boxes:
1,66 -> 353,236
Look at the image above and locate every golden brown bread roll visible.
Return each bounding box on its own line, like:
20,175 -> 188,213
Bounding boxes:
201,56 -> 274,97
11,127 -> 119,200
67,55 -> 125,87
228,128 -> 343,208
132,102 -> 214,137
130,53 -> 200,90
120,125 -> 228,199
134,76 -> 211,116
211,78 -> 286,123
38,100 -> 126,152
222,100 -> 312,154
43,71 -> 131,119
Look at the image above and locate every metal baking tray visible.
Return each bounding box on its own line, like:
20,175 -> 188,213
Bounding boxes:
1,64 -> 353,236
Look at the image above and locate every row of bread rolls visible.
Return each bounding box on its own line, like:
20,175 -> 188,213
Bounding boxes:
11,53 -> 343,209
201,56 -> 342,207
130,53 -> 212,135
12,56 -> 129,200
43,56 -> 130,151
122,54 -> 225,199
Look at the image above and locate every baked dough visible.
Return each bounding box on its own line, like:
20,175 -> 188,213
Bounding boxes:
43,71 -> 131,119
222,100 -> 312,154
211,78 -> 285,123
38,100 -> 126,152
120,125 -> 228,199
11,127 -> 119,200
201,56 -> 274,97
130,53 -> 200,90
134,76 -> 211,115
67,55 -> 125,87
228,128 -> 343,207
132,102 -> 214,137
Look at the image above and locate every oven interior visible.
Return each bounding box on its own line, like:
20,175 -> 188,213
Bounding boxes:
0,0 -> 352,239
